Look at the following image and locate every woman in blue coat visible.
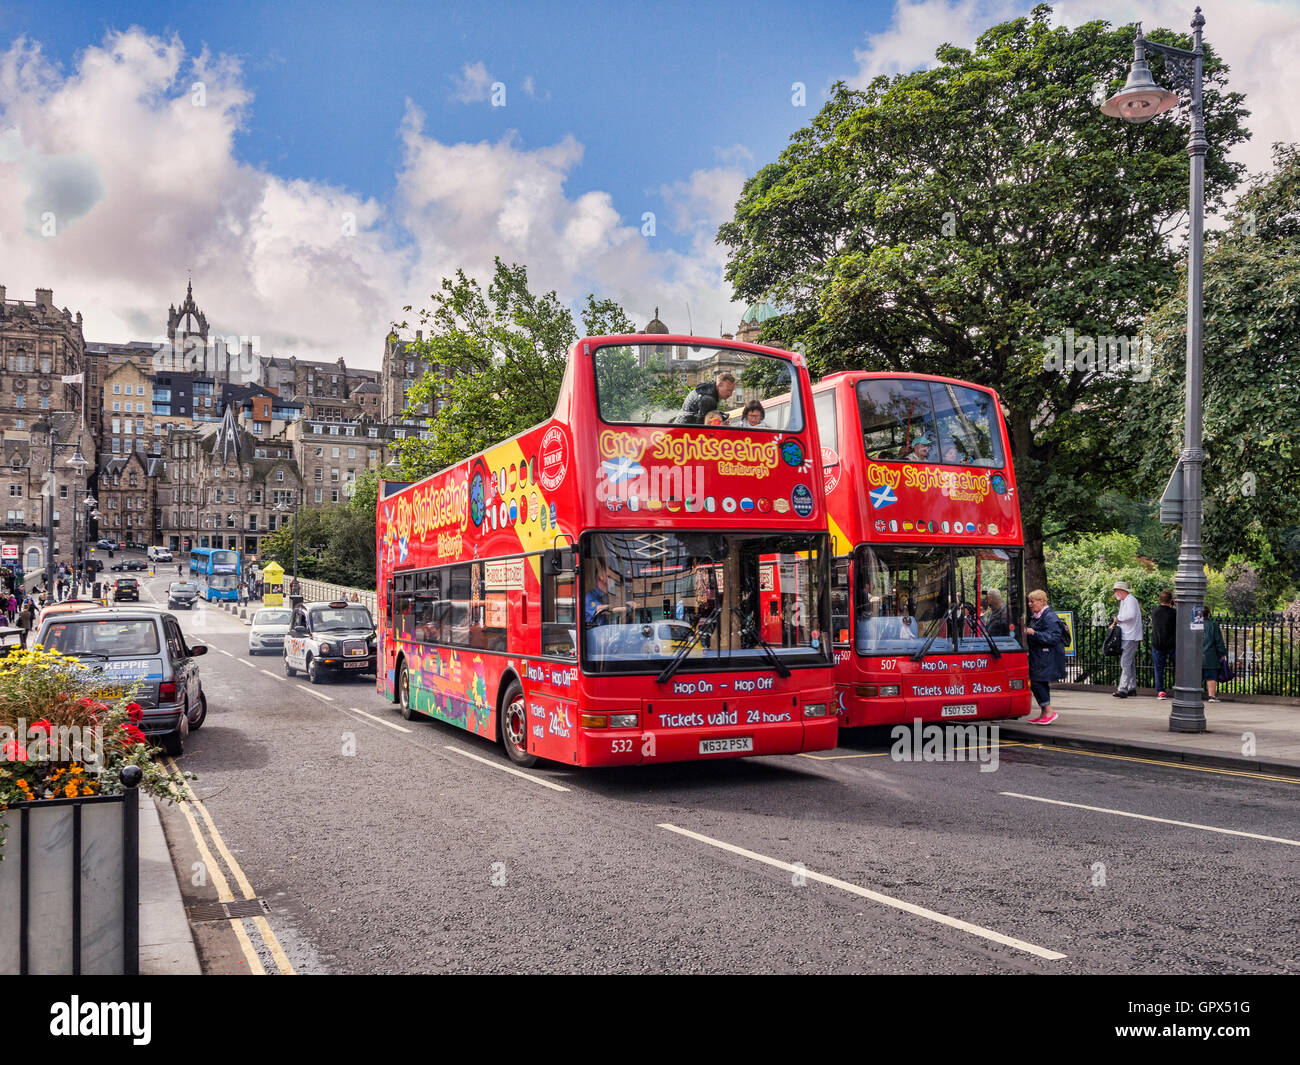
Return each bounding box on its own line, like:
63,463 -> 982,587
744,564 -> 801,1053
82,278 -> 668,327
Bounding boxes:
1024,588 -> 1067,725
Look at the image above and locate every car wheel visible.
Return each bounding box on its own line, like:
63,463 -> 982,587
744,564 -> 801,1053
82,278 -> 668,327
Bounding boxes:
397,661 -> 418,721
190,692 -> 207,730
162,730 -> 183,756
500,680 -> 536,767
284,655 -> 296,677
307,655 -> 323,685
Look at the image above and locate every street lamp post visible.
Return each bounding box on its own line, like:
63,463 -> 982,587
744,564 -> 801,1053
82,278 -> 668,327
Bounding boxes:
38,421 -> 89,603
273,491 -> 301,597
80,495 -> 98,597
1101,8 -> 1208,733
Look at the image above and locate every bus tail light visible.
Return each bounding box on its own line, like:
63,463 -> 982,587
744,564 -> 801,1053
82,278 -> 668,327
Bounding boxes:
609,713 -> 638,728
159,681 -> 177,702
1009,678 -> 1026,690
580,713 -> 607,728
803,703 -> 828,718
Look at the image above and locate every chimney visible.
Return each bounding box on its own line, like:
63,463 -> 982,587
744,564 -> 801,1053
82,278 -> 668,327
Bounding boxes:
0,285 -> 6,308
36,287 -> 53,308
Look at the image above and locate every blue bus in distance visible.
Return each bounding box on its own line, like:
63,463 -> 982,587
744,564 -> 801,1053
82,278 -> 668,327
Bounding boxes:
189,547 -> 241,602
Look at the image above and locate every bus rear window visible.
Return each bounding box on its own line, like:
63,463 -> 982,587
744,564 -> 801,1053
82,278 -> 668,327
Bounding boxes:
857,379 -> 1003,467
593,343 -> 803,431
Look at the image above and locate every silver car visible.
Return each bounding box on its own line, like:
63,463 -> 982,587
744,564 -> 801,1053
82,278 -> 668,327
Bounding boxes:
248,606 -> 291,655
35,607 -> 208,756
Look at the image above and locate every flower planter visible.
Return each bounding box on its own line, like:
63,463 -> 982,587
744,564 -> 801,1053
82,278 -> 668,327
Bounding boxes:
0,774 -> 140,974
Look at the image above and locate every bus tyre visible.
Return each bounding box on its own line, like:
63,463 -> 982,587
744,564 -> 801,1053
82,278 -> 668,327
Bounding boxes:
500,681 -> 536,768
307,656 -> 324,685
284,656 -> 296,678
397,662 -> 417,721
190,692 -> 207,730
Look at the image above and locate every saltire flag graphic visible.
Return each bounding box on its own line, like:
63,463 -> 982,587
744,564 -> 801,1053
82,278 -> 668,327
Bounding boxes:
869,484 -> 897,509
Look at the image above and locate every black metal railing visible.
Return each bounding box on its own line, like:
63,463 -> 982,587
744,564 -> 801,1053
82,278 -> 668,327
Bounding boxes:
1066,613 -> 1300,698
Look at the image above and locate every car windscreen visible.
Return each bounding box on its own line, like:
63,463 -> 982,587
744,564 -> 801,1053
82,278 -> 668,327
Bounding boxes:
309,607 -> 373,632
171,583 -> 197,592
41,619 -> 161,657
255,610 -> 291,626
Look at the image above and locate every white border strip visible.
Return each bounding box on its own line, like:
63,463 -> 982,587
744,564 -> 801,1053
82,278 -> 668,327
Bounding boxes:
659,823 -> 1066,961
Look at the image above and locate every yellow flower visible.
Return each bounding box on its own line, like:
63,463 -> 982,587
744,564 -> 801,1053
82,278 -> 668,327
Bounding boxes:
64,782 -> 78,798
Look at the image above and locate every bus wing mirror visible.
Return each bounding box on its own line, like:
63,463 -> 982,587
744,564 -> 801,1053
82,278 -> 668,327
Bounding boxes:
544,547 -> 574,575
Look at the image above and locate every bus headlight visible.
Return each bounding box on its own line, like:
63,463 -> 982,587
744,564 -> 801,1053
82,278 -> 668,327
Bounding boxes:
880,685 -> 901,697
803,703 -> 828,718
609,713 -> 638,728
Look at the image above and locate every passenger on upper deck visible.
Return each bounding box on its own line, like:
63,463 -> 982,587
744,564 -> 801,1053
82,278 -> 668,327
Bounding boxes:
676,372 -> 737,425
900,434 -> 935,462
741,400 -> 766,427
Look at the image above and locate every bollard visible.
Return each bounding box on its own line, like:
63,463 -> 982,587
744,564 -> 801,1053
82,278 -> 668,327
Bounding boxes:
239,608 -> 247,619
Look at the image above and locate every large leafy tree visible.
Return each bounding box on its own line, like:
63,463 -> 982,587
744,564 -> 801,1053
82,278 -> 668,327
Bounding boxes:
717,4 -> 1248,591
1123,143 -> 1300,599
392,259 -> 635,477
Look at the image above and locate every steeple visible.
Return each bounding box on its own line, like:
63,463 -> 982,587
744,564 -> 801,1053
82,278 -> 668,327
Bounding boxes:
213,402 -> 242,466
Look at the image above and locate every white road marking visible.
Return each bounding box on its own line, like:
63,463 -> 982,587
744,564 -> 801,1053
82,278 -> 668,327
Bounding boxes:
259,669 -> 285,681
348,707 -> 411,733
240,659 -> 257,669
296,684 -> 335,702
216,647 -> 234,657
658,823 -> 1067,961
444,746 -> 571,792
1000,792 -> 1300,847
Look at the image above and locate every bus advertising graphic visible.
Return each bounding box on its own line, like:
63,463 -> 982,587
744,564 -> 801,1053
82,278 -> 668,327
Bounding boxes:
377,335 -> 838,768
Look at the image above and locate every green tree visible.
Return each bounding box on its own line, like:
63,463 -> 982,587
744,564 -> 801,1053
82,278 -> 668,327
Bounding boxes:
259,508 -> 331,580
717,5 -> 1248,593
392,261 -> 635,478
1123,143 -> 1300,596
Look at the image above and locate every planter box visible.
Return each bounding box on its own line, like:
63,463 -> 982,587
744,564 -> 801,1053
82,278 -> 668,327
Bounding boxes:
0,789 -> 139,974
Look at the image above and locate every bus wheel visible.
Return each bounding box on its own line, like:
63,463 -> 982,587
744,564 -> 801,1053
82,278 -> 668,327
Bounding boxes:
499,681 -> 536,767
398,662 -> 417,721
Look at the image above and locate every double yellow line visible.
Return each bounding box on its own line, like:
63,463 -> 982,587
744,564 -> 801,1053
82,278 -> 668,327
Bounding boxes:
166,757 -> 296,975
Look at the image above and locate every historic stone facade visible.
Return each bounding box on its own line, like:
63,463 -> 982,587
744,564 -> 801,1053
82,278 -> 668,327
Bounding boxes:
0,286 -> 85,436
98,449 -> 161,547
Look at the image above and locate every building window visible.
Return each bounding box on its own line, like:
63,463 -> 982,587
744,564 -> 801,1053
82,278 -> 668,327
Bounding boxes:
276,470 -> 284,481
113,384 -> 121,395
125,385 -> 133,396
314,468 -> 323,482
331,489 -> 339,503
314,488 -> 323,503
14,397 -> 23,409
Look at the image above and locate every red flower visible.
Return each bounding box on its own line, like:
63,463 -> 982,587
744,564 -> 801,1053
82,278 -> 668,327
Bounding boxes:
125,702 -> 143,723
118,723 -> 147,746
1,740 -> 29,762
29,719 -> 53,736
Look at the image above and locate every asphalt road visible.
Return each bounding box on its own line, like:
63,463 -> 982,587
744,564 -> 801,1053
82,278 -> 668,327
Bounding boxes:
132,564 -> 1299,975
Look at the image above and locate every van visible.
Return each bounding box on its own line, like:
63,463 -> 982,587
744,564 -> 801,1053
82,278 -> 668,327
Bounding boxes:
148,545 -> 173,562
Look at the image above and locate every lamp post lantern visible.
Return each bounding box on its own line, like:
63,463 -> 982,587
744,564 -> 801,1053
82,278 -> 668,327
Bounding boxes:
273,491 -> 302,597
1102,8 -> 1208,733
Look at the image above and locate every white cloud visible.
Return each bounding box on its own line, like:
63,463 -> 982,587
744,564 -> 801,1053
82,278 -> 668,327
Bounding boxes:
449,60 -> 495,104
851,0 -> 1300,191
0,30 -> 745,366
714,143 -> 754,166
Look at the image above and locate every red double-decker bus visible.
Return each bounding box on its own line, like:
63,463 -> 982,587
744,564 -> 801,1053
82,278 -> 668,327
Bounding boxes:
376,335 -> 837,767
766,371 -> 1031,727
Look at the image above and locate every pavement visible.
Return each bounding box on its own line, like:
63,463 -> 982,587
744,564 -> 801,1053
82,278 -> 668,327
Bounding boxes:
999,686 -> 1300,776
139,794 -> 202,975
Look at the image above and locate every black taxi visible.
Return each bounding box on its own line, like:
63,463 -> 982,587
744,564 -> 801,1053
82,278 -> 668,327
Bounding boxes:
283,600 -> 377,684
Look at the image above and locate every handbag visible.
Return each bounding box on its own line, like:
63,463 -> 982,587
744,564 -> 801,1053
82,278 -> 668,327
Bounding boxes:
1217,658 -> 1235,683
1102,623 -> 1123,657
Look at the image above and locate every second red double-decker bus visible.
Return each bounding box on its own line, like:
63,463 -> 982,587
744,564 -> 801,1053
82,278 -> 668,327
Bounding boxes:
766,371 -> 1032,727
376,335 -> 837,766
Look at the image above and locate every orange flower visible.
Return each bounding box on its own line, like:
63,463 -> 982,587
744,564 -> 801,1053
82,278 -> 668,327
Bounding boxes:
63,782 -> 78,798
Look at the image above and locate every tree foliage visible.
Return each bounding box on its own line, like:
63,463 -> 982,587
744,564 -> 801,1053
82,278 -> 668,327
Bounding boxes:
1122,143 -> 1300,594
391,259 -> 635,478
717,4 -> 1249,591
257,471 -> 380,589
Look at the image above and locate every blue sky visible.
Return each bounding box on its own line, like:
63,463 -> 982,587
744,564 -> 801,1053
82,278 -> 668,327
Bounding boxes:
2,0 -> 895,261
1,1 -> 1295,364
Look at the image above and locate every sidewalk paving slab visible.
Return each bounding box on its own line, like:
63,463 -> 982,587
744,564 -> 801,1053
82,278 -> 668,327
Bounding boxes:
138,794 -> 202,975
998,687 -> 1300,776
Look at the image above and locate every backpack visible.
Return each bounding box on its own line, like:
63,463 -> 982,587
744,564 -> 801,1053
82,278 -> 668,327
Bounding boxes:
1102,623 -> 1123,657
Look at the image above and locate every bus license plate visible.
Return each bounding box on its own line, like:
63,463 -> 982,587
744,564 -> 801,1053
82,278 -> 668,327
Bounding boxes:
941,704 -> 978,717
343,661 -> 368,669
699,736 -> 753,754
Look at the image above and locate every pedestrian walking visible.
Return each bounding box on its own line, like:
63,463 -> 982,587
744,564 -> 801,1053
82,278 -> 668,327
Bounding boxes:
1025,589 -> 1066,724
1202,607 -> 1228,703
1110,581 -> 1143,698
16,600 -> 32,649
5,593 -> 15,624
1151,590 -> 1177,699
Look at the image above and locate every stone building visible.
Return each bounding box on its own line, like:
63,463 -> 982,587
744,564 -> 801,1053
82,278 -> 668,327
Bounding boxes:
380,332 -> 435,425
286,416 -> 403,509
98,449 -> 162,547
156,406 -> 301,556
101,360 -> 155,457
0,286 -> 85,436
